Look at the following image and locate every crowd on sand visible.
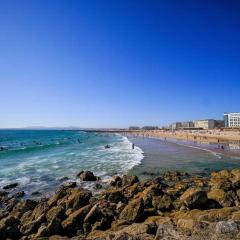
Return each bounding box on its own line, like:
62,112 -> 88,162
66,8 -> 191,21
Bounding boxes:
1,169 -> 240,239
122,129 -> 240,145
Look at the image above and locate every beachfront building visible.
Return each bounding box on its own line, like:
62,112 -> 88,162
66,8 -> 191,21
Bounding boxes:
224,112 -> 240,128
181,121 -> 194,128
169,122 -> 182,130
194,119 -> 215,130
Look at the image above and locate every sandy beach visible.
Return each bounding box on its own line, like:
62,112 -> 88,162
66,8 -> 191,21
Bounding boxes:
121,129 -> 240,145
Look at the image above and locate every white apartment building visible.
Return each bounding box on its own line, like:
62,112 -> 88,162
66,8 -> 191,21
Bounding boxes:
224,112 -> 240,128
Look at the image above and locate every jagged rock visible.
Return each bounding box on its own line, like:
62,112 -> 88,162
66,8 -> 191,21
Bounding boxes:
0,191 -> 8,197
3,182 -> 19,190
208,189 -> 235,207
84,204 -> 102,224
12,191 -> 25,198
61,204 -> 92,235
64,188 -> 92,211
61,181 -> 77,190
119,198 -> 144,222
0,215 -> 20,239
107,190 -> 125,203
215,220 -> 239,235
122,175 -> 139,187
180,188 -> 208,209
152,195 -> 172,212
77,171 -> 98,181
47,205 -> 66,222
209,177 -> 232,191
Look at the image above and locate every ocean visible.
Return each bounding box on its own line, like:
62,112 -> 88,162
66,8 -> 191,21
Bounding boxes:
0,130 -> 143,197
1,130 -> 240,198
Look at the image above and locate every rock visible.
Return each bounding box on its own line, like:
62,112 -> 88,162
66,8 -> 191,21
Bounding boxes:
209,177 -> 232,191
12,191 -> 25,198
208,189 -> 235,207
215,220 -> 239,235
65,188 -> 92,211
119,198 -> 144,223
3,182 -> 19,190
47,206 -> 66,222
110,176 -> 122,187
107,190 -> 125,203
0,215 -> 20,239
77,171 -> 98,181
84,204 -> 102,224
152,195 -> 172,212
122,175 -> 139,187
180,188 -> 208,209
61,204 -> 92,235
0,191 -> 8,197
211,170 -> 233,179
61,181 -> 77,189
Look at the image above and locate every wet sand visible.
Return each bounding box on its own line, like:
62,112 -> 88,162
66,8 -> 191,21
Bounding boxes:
127,136 -> 240,180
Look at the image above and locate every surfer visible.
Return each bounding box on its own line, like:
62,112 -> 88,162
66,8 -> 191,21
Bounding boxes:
77,139 -> 81,144
132,143 -> 135,149
105,144 -> 110,149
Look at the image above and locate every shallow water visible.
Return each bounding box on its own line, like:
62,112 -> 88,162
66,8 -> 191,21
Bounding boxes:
0,130 -> 143,196
128,136 -> 240,179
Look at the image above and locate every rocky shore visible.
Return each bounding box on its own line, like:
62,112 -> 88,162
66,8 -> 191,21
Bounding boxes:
1,169 -> 240,239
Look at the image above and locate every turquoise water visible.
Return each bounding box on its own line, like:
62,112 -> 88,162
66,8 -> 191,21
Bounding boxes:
1,130 -> 240,197
0,130 -> 143,196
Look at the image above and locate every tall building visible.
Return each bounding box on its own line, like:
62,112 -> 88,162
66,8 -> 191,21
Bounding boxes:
224,113 -> 240,128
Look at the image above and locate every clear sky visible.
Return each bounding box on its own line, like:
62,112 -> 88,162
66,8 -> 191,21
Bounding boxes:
0,1 -> 240,128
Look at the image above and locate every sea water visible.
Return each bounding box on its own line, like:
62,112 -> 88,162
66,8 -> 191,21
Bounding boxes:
0,130 -> 143,196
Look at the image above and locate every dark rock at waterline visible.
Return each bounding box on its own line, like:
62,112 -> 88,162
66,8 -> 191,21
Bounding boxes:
59,176 -> 70,182
3,182 -> 19,190
11,191 -> 25,198
0,191 -> 8,197
61,181 -> 77,190
77,171 -> 98,181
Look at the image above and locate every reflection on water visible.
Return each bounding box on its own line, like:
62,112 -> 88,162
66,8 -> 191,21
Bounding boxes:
128,136 -> 240,180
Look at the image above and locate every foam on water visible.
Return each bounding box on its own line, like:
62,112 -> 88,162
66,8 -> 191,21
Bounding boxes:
0,130 -> 144,196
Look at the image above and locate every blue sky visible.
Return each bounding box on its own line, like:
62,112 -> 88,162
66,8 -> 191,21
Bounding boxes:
0,1 -> 240,128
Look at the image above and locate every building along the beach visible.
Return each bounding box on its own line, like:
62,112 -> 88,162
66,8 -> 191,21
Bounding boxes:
181,121 -> 194,128
224,112 -> 240,128
194,119 -> 215,130
169,122 -> 182,130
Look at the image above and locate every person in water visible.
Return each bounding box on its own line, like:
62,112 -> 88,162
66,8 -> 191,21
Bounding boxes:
77,139 -> 81,144
105,144 -> 110,149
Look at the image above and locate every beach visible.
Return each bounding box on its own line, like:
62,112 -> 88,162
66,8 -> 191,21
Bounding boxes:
1,130 -> 240,239
121,129 -> 240,145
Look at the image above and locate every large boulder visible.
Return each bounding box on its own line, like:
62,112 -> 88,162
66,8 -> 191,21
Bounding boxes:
77,171 -> 98,181
152,195 -> 173,212
61,204 -> 92,235
64,188 -> 92,211
180,188 -> 208,209
208,189 -> 236,207
119,198 -> 145,223
3,182 -> 19,190
0,216 -> 20,239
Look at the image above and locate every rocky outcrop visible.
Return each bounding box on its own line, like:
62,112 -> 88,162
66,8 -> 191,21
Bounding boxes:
77,171 -> 98,181
1,169 -> 240,239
